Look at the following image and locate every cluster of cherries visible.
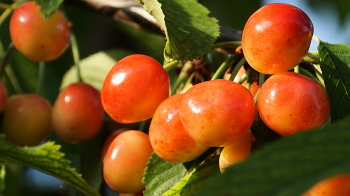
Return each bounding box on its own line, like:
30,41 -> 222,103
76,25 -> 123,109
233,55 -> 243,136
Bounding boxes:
2,1 -> 349,196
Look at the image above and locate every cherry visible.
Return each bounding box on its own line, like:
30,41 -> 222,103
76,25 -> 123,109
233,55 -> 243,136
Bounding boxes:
9,1 -> 71,62
51,82 -> 104,143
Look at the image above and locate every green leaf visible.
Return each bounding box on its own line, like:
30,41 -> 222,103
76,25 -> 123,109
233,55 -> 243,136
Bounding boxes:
317,41 -> 350,122
0,134 -> 100,196
143,153 -> 188,196
0,165 -> 4,193
60,49 -> 133,91
138,0 -> 219,62
34,0 -> 64,19
195,115 -> 350,196
163,156 -> 220,196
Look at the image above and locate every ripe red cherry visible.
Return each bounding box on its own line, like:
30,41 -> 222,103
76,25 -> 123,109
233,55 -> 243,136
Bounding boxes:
9,1 -> 70,62
257,72 -> 330,136
51,82 -> 104,143
101,54 -> 170,123
103,130 -> 153,193
2,94 -> 51,146
180,79 -> 255,147
242,3 -> 314,74
149,93 -> 209,163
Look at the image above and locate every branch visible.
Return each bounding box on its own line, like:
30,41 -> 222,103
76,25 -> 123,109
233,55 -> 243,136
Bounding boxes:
63,0 -> 164,35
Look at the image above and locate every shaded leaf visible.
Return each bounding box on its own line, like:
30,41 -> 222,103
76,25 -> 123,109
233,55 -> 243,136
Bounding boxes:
60,49 -> 133,91
138,0 -> 219,61
0,165 -> 4,193
318,41 -> 350,122
34,0 -> 64,19
0,134 -> 100,196
143,153 -> 188,196
196,115 -> 350,196
163,156 -> 220,196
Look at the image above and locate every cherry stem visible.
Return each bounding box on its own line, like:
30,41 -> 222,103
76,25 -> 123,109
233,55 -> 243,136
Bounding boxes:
0,4 -> 14,28
171,61 -> 192,95
0,3 -> 12,10
313,35 -> 321,43
303,52 -> 320,64
228,57 -> 246,81
211,54 -> 236,80
138,119 -> 150,133
4,65 -> 23,94
163,60 -> 179,71
294,65 -> 300,73
259,72 -> 267,87
0,43 -> 15,77
70,33 -> 82,82
36,62 -> 45,95
211,41 -> 242,50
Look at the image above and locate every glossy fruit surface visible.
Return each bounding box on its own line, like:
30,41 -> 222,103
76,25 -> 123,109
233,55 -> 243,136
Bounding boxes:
103,130 -> 153,193
0,81 -> 7,112
219,130 -> 255,173
2,94 -> 51,146
242,3 -> 313,74
180,79 -> 255,147
149,93 -> 209,163
302,173 -> 350,196
101,54 -> 170,123
101,128 -> 127,162
9,1 -> 70,62
258,72 -> 330,136
51,82 -> 104,143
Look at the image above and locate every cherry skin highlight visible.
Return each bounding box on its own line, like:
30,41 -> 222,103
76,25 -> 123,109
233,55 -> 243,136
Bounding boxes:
149,93 -> 209,163
51,82 -> 104,143
180,79 -> 255,147
9,1 -> 70,62
101,128 -> 128,162
101,54 -> 170,123
258,72 -> 330,136
242,3 -> 314,74
2,94 -> 51,146
103,130 -> 153,193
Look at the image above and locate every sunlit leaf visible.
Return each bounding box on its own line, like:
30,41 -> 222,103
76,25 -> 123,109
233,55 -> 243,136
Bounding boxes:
138,0 -> 219,62
143,153 -> 188,196
163,156 -> 220,196
0,134 -> 100,196
318,41 -> 350,122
